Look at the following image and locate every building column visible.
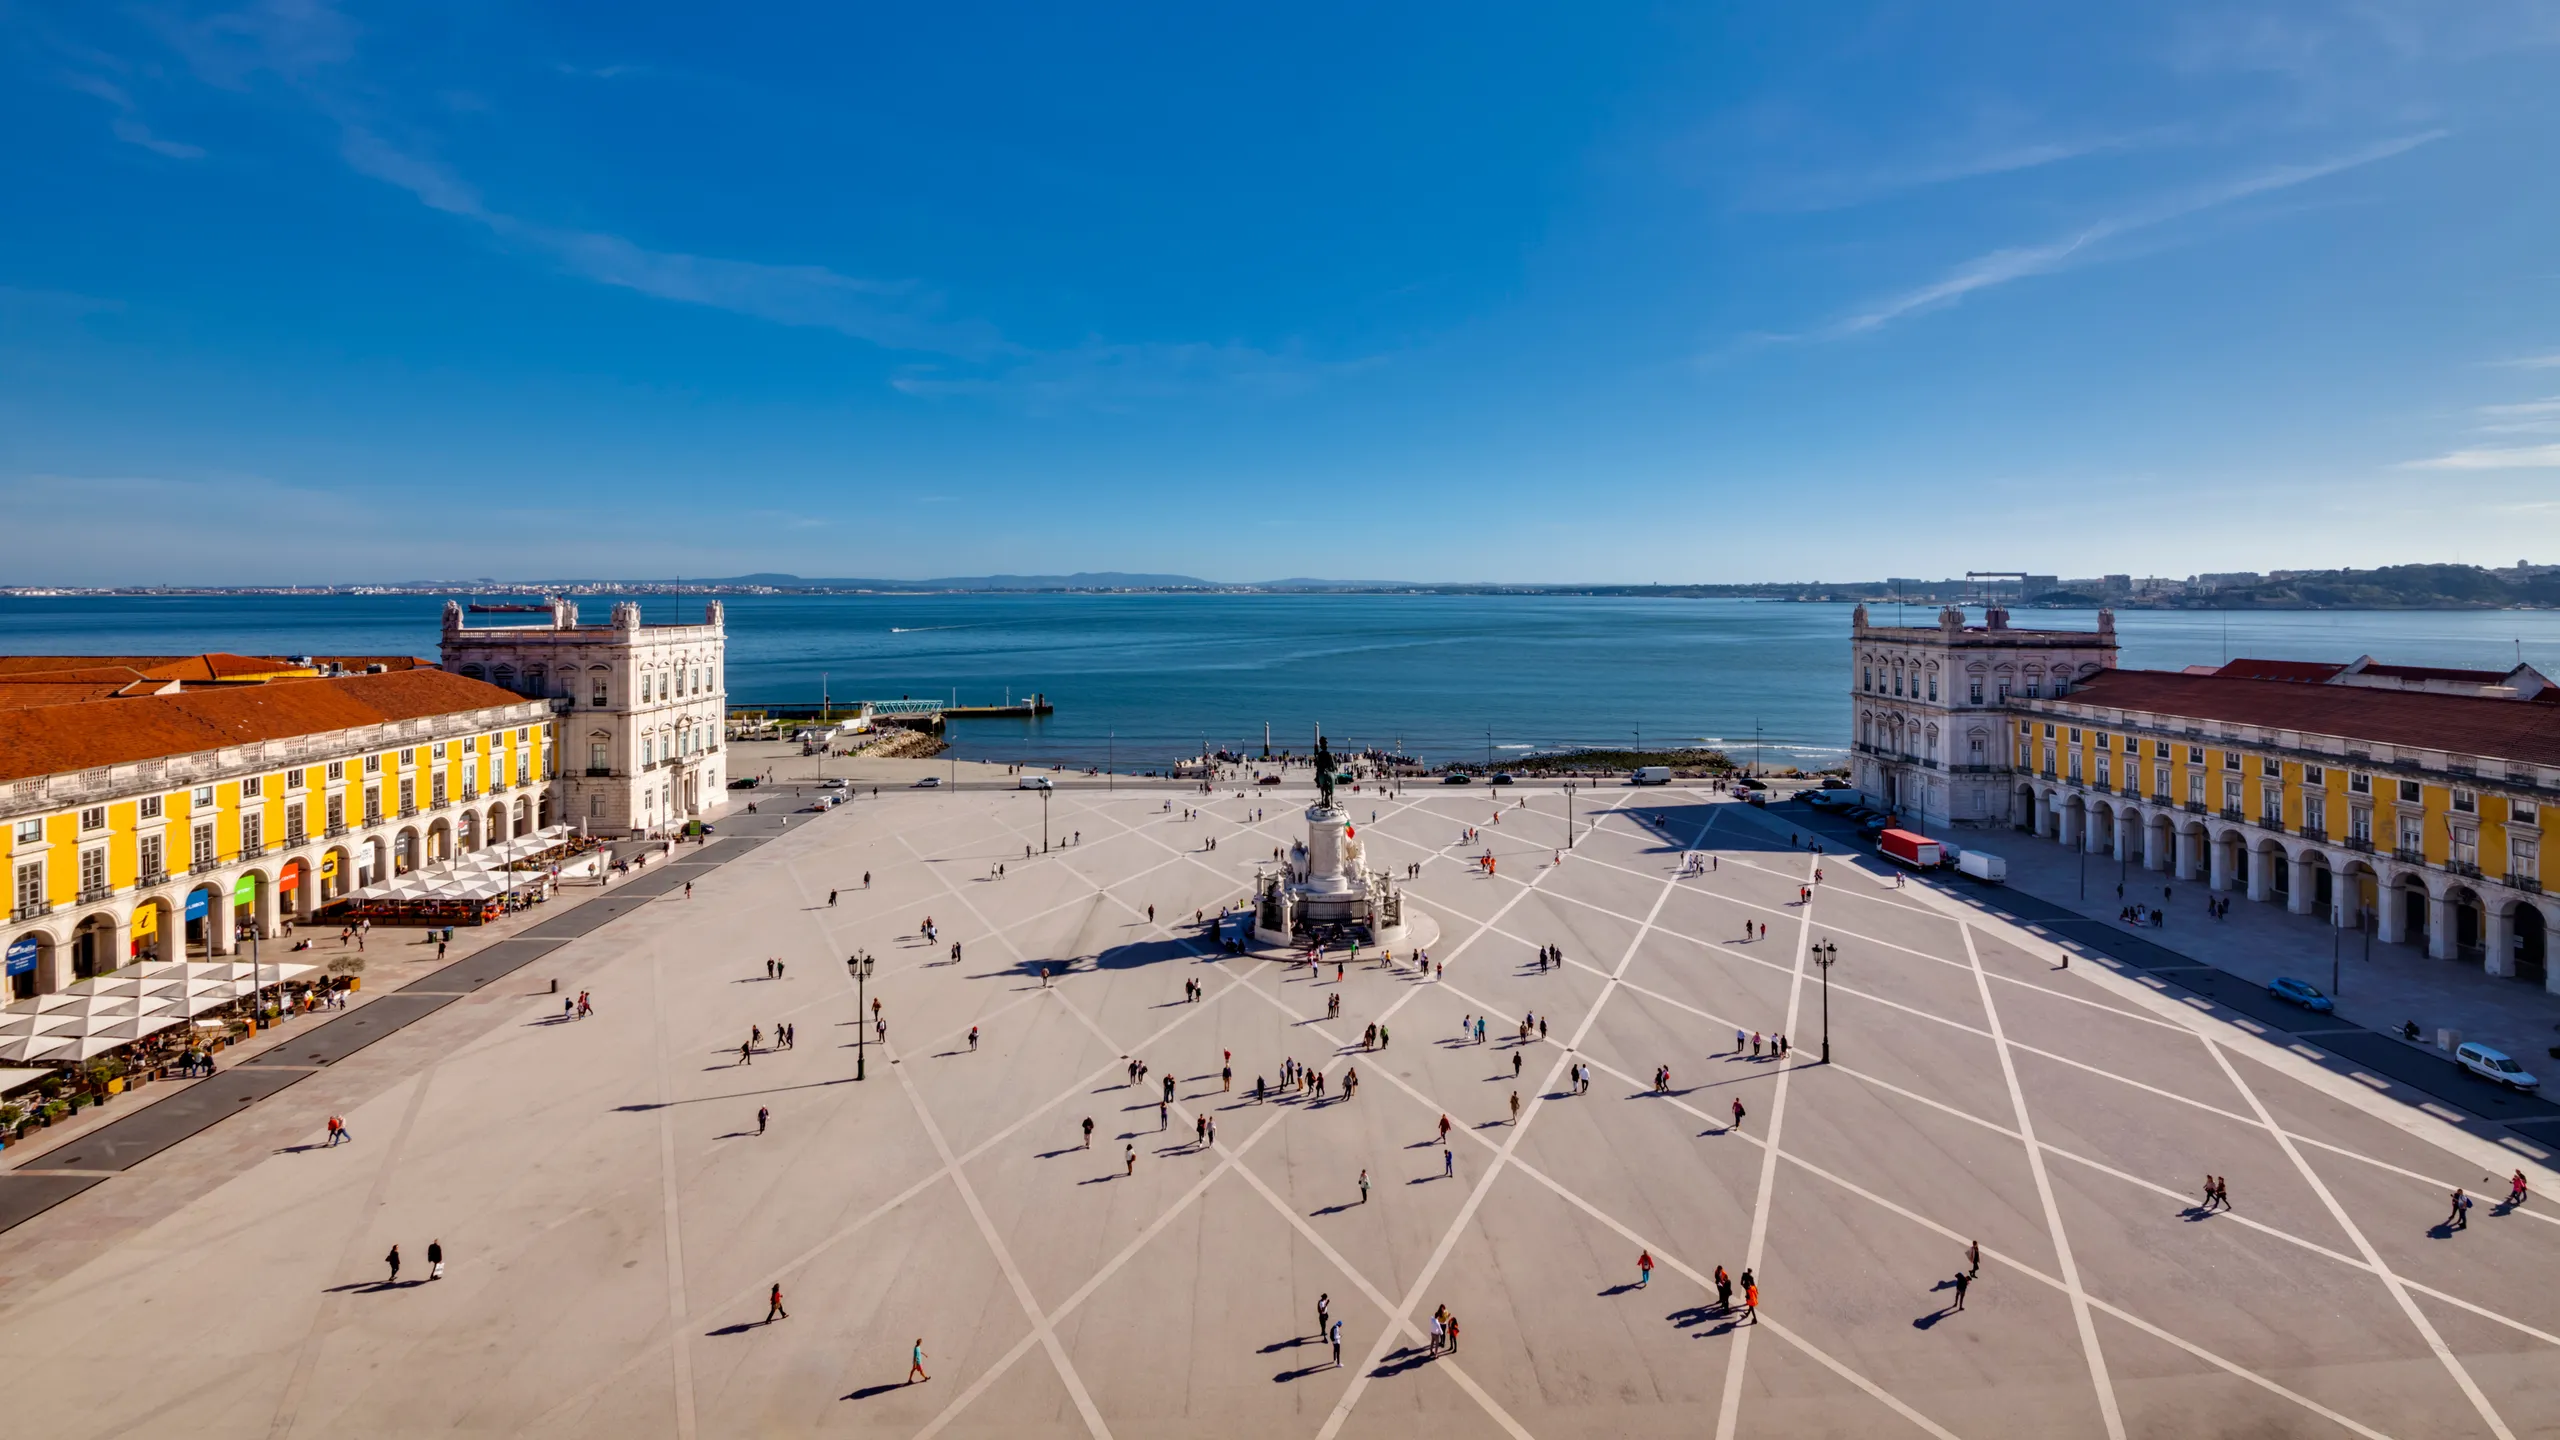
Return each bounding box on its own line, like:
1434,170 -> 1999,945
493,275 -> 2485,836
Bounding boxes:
2174,827 -> 2200,881
2288,852 -> 2317,916
2484,903 -> 2515,978
2056,802 -> 2077,850
253,876 -> 279,940
37,931 -> 72,994
2112,810 -> 2133,862
205,893 -> 233,956
2335,874 -> 2363,929
2378,881 -> 2407,944
2245,847 -> 2272,903
2427,892 -> 2455,960
102,912 -> 133,975
2142,816 -> 2166,871
2208,836 -> 2233,892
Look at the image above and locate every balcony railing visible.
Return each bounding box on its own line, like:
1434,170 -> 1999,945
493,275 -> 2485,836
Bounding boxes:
191,859 -> 221,876
284,829 -> 306,848
2184,801 -> 2206,814
2449,860 -> 2484,880
2342,836 -> 2373,853
238,842 -> 267,860
12,899 -> 51,920
399,805 -> 419,819
78,883 -> 115,905
326,823 -> 349,839
137,869 -> 167,889
2221,807 -> 2244,822
2299,825 -> 2327,843
2506,872 -> 2543,893
2394,846 -> 2425,865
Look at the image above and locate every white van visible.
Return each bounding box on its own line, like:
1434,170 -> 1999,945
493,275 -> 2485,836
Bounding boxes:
1631,766 -> 1672,786
1018,774 -> 1053,790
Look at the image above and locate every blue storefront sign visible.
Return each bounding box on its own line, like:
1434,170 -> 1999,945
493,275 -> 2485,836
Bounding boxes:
185,890 -> 210,920
5,935 -> 37,977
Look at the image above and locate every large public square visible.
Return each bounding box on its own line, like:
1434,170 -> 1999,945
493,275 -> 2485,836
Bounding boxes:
1,764 -> 2554,1439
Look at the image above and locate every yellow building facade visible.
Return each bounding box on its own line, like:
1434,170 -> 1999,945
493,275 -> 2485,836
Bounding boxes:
4,670 -> 552,997
2011,669 -> 2558,991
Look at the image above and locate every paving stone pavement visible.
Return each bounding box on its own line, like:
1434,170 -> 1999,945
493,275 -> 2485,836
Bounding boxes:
0,776 -> 2554,1439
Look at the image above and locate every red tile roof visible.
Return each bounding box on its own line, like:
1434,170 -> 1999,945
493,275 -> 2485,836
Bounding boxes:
0,669 -> 533,785
2212,658 -> 2345,683
2063,669 -> 2560,768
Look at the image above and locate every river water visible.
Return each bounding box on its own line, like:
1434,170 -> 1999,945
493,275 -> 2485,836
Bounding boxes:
7,593 -> 2560,770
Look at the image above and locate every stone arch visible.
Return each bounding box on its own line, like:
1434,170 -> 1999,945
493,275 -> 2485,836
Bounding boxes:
5,925 -> 61,998
426,817 -> 453,862
235,866 -> 277,942
71,910 -> 121,979
2333,856 -> 2380,929
492,663 -> 517,693
395,826 -> 422,873
364,834 -> 388,887
2443,883 -> 2486,961
512,797 -> 531,836
2250,835 -> 2292,904
280,855 -> 315,921
2509,899 -> 2550,988
458,662 -> 485,680
183,880 -> 230,957
2209,826 -> 2251,892
130,894 -> 176,966
458,809 -> 480,852
320,845 -> 354,905
2013,781 -> 2036,830
488,803 -> 507,843
2176,819 -> 2210,881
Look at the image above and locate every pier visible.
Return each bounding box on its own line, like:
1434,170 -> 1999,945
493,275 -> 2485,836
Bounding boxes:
727,692 -> 1052,724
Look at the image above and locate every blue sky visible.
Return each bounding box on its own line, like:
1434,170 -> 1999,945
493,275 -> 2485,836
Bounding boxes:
4,2 -> 2558,585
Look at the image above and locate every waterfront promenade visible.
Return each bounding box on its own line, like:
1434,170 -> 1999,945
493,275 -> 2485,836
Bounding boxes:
0,767 -> 2553,1438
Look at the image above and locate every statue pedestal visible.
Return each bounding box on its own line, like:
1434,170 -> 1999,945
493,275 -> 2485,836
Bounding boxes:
1302,805 -> 1357,895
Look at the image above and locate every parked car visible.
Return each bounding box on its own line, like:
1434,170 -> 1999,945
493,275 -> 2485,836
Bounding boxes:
913,776 -> 942,788
2454,1042 -> 2540,1092
1257,773 -> 1283,785
1858,817 -> 1889,838
1018,774 -> 1053,790
1489,772 -> 1515,786
1820,777 -> 1851,790
726,776 -> 761,791
1443,773 -> 1473,785
819,777 -> 849,791
2267,976 -> 2334,1013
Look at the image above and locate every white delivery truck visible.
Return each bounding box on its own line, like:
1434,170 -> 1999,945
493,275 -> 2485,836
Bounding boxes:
1631,766 -> 1672,785
1955,848 -> 2007,883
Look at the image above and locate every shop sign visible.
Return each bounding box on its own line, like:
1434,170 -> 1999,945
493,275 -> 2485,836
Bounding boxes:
5,935 -> 37,977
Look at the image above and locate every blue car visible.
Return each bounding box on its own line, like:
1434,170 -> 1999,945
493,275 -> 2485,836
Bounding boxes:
2268,976 -> 2334,1013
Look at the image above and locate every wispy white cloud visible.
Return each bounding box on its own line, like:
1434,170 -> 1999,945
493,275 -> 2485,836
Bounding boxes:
60,72 -> 205,159
2497,352 -> 2560,369
2477,395 -> 2560,416
1761,130 -> 2173,213
2403,443 -> 2560,470
891,340 -> 1362,412
1830,130 -> 2447,336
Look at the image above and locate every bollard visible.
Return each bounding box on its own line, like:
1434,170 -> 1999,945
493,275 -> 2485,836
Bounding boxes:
551,978 -> 560,994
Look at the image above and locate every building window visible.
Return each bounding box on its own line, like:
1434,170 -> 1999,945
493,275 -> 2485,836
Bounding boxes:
590,794 -> 605,817
2154,764 -> 2169,797
399,779 -> 416,813
518,754 -> 531,785
2225,778 -> 2242,811
2514,836 -> 2540,879
2188,773 -> 2204,805
2224,752 -> 2240,771
2261,757 -> 2281,777
80,806 -> 106,831
367,754 -> 382,773
242,814 -> 263,853
80,846 -> 107,896
139,833 -> 163,879
328,760 -> 346,782
2516,800 -> 2540,827
593,678 -> 610,706
2453,789 -> 2476,813
13,861 -> 40,915
2452,827 -> 2478,868
286,803 -> 304,842
192,823 -> 215,870
366,786 -> 382,821
591,742 -> 609,772
431,774 -> 448,807
2068,728 -> 2082,744
327,794 -> 345,831
2304,797 -> 2325,835
286,768 -> 305,791
2400,815 -> 2423,853
2303,765 -> 2324,786
433,742 -> 447,761
194,786 -> 215,806
399,749 -> 415,765
140,794 -> 163,820
2187,746 -> 2203,764
2095,734 -> 2110,751
2025,678 -> 2041,698
2399,779 -> 2421,802
1968,681 -> 1983,704
2260,786 -> 2282,825
2067,750 -> 2081,781
1927,676 -> 1938,701
2349,808 -> 2371,843
2095,756 -> 2112,787
1861,666 -> 1873,693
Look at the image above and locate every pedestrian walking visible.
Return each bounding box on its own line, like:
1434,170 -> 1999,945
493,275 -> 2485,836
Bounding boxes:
2512,1170 -> 2531,1207
1967,1240 -> 1980,1277
1317,1292 -> 1330,1339
829,889 -> 838,906
1513,1051 -> 1522,1078
1714,1265 -> 1732,1311
1509,1089 -> 1522,1123
909,1339 -> 929,1384
1951,1270 -> 1969,1311
1082,1116 -> 1094,1148
684,882 -> 693,900
758,1106 -> 770,1136
1731,1097 -> 1746,1131
969,1026 -> 979,1051
766,1283 -> 788,1322
1637,1249 -> 1653,1288
1126,1143 -> 1137,1176
429,1239 -> 445,1280
1742,1271 -> 1758,1323
2448,1187 -> 2471,1230
385,1244 -> 401,1284
1360,1169 -> 1370,1204
1330,1318 -> 1344,1368
1443,1146 -> 1455,1178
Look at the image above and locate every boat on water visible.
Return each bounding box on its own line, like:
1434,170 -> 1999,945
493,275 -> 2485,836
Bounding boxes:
467,602 -> 552,613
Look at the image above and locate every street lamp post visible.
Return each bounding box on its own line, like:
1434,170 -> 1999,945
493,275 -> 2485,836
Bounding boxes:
1565,782 -> 1577,849
1812,938 -> 1837,1063
848,951 -> 875,1080
1041,785 -> 1051,853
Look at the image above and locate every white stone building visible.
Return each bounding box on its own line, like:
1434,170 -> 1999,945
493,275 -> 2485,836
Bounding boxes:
1849,603 -> 2119,831
440,600 -> 729,838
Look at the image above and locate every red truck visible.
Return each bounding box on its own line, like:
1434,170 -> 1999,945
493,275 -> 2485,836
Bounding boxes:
1877,828 -> 1944,869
